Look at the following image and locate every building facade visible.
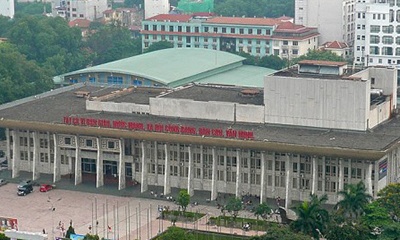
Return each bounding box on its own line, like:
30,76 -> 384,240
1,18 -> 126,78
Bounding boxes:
353,0 -> 400,67
141,14 -> 319,58
1,60 -> 399,206
52,0 -> 109,21
295,0 -> 356,48
0,0 -> 15,18
144,0 -> 170,19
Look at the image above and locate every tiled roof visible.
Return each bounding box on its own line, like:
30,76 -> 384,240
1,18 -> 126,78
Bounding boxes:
275,21 -> 309,32
206,16 -> 281,26
68,19 -> 91,28
324,40 -> 349,49
299,60 -> 348,67
103,9 -> 114,14
146,14 -> 193,22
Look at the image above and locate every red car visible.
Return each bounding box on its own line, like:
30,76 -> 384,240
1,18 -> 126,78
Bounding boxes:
39,184 -> 53,192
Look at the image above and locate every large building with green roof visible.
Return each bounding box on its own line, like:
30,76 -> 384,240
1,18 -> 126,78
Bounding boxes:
54,48 -> 276,88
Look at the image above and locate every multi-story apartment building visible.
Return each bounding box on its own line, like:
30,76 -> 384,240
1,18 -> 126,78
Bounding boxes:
141,14 -> 319,59
354,0 -> 400,68
0,0 -> 15,18
103,7 -> 143,28
52,0 -> 109,21
295,0 -> 356,48
145,0 -> 170,19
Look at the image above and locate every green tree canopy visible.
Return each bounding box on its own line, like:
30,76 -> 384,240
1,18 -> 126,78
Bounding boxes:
225,197 -> 242,220
143,40 -> 173,53
251,224 -> 310,240
335,181 -> 372,219
86,25 -> 142,65
292,49 -> 346,64
0,42 -> 53,104
15,2 -> 51,17
6,15 -> 90,75
254,202 -> 272,220
291,194 -> 329,239
177,189 -> 190,212
83,234 -> 100,240
377,183 -> 400,221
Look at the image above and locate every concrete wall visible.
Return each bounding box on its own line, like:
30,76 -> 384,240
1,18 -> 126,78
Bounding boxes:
150,98 -> 235,122
86,101 -> 150,114
236,104 -> 264,123
264,76 -> 369,130
369,100 -> 391,129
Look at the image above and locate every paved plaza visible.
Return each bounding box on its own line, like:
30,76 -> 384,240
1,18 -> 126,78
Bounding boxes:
0,173 -> 276,240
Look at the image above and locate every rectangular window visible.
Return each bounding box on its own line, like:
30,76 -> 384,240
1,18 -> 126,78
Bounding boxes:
370,25 -> 380,33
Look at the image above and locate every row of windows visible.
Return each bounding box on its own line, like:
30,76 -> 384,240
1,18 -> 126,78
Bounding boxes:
370,35 -> 400,44
370,25 -> 400,34
19,151 -> 71,165
369,46 -> 400,56
143,24 -> 272,36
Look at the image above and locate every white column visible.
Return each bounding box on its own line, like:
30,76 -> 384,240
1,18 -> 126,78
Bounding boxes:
211,147 -> 218,201
11,130 -> 20,178
27,131 -> 31,172
32,131 -> 39,180
6,128 -> 11,171
154,141 -> 158,184
53,134 -> 61,183
200,145 -> 204,188
322,157 -> 326,194
164,143 -> 171,195
366,162 -> 373,196
235,149 -> 241,198
311,156 -> 317,194
338,159 -> 344,191
96,137 -> 104,188
74,135 -> 82,185
374,161 -> 379,198
118,139 -> 126,190
285,154 -> 292,209
141,141 -> 148,193
187,145 -> 194,196
260,152 -> 266,203
271,153 -> 276,194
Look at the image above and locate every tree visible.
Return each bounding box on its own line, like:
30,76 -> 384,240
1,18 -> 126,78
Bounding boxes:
0,233 -> 10,240
15,2 -> 51,16
86,25 -> 142,64
336,181 -> 372,219
225,197 -> 242,220
254,202 -> 272,220
290,194 -> 329,239
177,189 -> 190,212
377,183 -> 400,221
250,224 -> 310,240
159,226 -> 194,240
143,40 -> 173,53
325,216 -> 371,240
292,49 -> 346,64
0,42 -> 53,104
258,55 -> 286,70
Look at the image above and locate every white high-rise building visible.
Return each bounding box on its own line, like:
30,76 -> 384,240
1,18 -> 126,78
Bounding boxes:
0,0 -> 15,18
144,0 -> 169,19
295,0 -> 356,47
354,0 -> 400,67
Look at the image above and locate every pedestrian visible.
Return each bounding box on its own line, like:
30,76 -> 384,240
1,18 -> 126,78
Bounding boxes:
42,229 -> 46,234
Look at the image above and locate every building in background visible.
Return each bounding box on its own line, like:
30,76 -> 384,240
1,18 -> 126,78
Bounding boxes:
103,7 -> 143,29
295,0 -> 356,50
353,0 -> 400,68
320,41 -> 351,59
52,0 -> 109,21
141,14 -> 319,58
0,0 -> 15,18
144,0 -> 170,19
176,0 -> 214,14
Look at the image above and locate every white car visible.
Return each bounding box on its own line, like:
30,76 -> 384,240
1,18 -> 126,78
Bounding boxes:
0,179 -> 8,186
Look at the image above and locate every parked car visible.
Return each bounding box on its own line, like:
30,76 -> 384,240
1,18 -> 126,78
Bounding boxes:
0,179 -> 7,186
17,180 -> 33,189
39,184 -> 53,192
17,184 -> 33,196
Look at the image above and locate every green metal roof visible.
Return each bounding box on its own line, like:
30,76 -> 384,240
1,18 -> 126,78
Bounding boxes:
57,48 -> 245,86
195,65 -> 277,88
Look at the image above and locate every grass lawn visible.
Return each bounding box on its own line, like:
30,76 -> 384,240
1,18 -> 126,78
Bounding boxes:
154,229 -> 250,240
208,215 -> 278,231
162,210 -> 205,223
